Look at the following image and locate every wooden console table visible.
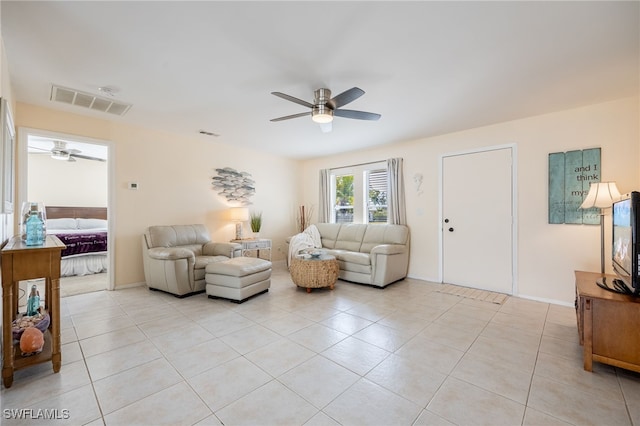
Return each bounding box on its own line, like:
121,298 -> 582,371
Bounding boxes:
575,270 -> 640,373
1,235 -> 65,388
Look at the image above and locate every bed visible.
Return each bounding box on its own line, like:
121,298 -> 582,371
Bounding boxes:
45,206 -> 108,277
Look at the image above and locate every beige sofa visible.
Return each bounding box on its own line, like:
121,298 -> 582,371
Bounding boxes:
142,224 -> 241,297
314,223 -> 410,288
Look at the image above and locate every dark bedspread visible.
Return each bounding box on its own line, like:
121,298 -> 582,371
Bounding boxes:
55,232 -> 108,257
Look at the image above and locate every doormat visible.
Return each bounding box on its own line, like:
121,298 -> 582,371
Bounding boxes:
435,284 -> 508,305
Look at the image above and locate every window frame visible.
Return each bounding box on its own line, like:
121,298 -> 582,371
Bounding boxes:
330,161 -> 387,224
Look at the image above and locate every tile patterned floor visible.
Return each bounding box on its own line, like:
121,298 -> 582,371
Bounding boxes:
2,262 -> 639,425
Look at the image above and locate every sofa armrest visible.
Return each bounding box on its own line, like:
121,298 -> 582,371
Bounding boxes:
147,247 -> 195,261
370,244 -> 407,256
203,242 -> 242,257
369,244 -> 409,287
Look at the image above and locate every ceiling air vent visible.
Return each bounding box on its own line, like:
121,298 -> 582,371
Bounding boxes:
50,85 -> 132,116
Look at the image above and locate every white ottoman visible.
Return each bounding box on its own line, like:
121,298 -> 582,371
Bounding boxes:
205,257 -> 271,303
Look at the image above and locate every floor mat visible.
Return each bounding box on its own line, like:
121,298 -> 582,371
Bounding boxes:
436,283 -> 508,305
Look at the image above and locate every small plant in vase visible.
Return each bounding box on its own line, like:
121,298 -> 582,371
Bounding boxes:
250,211 -> 262,238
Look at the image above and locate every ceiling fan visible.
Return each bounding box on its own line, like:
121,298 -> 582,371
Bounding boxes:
270,87 -> 381,131
29,141 -> 106,162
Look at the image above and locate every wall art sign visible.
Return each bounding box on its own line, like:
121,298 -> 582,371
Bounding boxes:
548,148 -> 600,225
211,167 -> 255,205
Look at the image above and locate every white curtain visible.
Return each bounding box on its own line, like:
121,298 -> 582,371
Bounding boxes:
319,169 -> 331,223
387,158 -> 407,225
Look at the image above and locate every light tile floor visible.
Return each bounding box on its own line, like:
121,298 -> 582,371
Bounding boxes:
2,262 -> 639,425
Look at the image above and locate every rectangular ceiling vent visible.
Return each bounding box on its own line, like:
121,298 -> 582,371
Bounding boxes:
50,85 -> 132,116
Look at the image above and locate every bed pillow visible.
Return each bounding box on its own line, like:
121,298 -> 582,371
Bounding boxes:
46,218 -> 78,230
77,218 -> 108,230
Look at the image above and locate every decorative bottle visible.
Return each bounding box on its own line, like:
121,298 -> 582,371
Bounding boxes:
26,285 -> 40,316
25,203 -> 45,246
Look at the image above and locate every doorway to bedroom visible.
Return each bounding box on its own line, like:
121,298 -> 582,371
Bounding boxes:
18,128 -> 114,299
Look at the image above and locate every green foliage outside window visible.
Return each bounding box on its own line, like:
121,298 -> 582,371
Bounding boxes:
369,188 -> 388,222
335,175 -> 354,206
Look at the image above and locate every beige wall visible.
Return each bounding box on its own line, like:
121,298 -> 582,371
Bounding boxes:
15,103 -> 300,287
300,97 -> 639,305
27,154 -> 108,207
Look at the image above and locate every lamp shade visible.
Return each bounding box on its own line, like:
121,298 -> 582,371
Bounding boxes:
229,207 -> 249,222
579,182 -> 621,209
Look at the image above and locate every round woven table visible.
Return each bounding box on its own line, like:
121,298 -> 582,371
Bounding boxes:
290,254 -> 339,293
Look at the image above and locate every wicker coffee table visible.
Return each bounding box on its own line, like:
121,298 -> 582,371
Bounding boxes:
290,254 -> 339,293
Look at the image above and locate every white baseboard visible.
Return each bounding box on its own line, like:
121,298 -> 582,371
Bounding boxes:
113,281 -> 146,291
515,293 -> 574,307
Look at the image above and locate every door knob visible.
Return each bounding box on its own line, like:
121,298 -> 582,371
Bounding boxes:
444,219 -> 450,223
448,227 -> 454,232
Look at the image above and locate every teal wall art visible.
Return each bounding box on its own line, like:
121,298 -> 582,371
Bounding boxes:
548,148 -> 601,225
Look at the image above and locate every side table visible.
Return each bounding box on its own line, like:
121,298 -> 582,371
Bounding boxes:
231,238 -> 272,261
1,235 -> 66,388
290,254 -> 339,293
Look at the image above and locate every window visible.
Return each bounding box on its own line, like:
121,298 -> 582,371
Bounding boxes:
331,162 -> 388,224
335,174 -> 354,223
367,169 -> 388,223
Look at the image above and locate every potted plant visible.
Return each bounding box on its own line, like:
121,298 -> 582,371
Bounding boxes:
250,211 -> 262,237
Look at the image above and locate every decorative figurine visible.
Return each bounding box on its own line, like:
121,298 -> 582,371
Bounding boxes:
26,285 -> 40,316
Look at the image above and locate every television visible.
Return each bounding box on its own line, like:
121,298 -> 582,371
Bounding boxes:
608,191 -> 640,296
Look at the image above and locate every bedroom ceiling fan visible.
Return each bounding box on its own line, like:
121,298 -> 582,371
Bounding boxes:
29,141 -> 106,162
270,87 -> 381,131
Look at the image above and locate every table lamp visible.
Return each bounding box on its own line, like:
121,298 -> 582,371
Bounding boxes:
579,181 -> 620,273
230,207 -> 249,240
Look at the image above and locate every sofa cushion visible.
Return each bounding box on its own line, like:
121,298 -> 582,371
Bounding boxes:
340,261 -> 371,275
315,223 -> 341,249
360,224 -> 409,253
194,255 -> 229,270
148,224 -> 211,248
183,244 -> 205,256
333,250 -> 371,266
334,224 -> 367,252
206,257 -> 272,277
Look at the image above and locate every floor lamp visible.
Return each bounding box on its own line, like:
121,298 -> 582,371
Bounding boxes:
579,181 -> 620,273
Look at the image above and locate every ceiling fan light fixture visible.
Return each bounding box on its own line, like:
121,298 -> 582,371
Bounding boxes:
51,151 -> 69,161
312,105 -> 333,124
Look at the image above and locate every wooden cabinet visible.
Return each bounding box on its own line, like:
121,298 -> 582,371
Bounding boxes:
575,270 -> 640,373
1,235 -> 65,388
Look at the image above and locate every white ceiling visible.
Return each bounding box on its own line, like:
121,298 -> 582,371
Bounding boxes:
2,1 -> 638,160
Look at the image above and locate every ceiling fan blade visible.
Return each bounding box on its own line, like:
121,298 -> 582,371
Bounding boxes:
270,111 -> 311,122
334,109 -> 381,121
328,87 -> 365,109
28,146 -> 50,152
271,92 -> 314,109
70,153 -> 106,162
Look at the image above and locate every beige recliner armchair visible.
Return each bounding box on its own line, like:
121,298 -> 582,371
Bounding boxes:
142,224 -> 241,297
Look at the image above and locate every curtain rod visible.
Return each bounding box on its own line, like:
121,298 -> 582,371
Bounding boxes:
330,159 -> 388,170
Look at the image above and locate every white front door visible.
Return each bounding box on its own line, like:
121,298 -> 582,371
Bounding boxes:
442,147 -> 514,294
